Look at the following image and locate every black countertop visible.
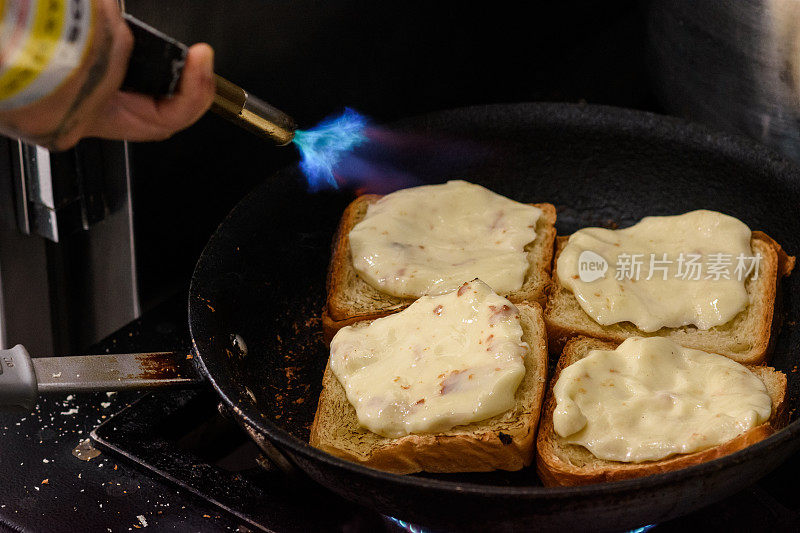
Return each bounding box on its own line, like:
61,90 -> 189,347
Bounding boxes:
0,290 -> 254,532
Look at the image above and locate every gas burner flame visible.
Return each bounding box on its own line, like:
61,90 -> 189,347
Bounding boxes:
293,108 -> 368,192
385,516 -> 656,533
385,516 -> 432,533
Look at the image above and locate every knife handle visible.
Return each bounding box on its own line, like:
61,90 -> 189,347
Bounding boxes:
0,345 -> 38,411
121,14 -> 188,97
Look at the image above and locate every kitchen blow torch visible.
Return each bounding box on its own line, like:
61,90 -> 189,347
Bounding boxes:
121,15 -> 296,146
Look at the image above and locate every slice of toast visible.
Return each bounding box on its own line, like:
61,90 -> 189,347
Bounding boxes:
323,194 -> 557,342
310,302 -> 549,474
536,336 -> 788,486
544,231 -> 795,364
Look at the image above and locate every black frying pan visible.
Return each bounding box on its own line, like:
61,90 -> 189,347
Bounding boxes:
3,103 -> 796,531
187,103 -> 800,532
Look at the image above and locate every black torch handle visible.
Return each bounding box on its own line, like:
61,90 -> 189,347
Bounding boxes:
121,14 -> 188,97
119,14 -> 297,144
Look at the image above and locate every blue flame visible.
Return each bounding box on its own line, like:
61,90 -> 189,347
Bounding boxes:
293,108 -> 369,191
384,516 -> 658,533
385,516 -> 431,533
385,516 -> 655,533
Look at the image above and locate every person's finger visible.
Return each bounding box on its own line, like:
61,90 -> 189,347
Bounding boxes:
85,43 -> 215,141
152,43 -> 216,129
50,0 -> 134,149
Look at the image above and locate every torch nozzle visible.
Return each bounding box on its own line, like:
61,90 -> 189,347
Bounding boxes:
210,75 -> 296,145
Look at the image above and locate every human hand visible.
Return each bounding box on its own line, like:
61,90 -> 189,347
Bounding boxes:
0,0 -> 215,150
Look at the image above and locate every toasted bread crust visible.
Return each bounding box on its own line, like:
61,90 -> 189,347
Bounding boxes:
535,337 -> 788,486
310,302 -> 549,474
323,193 -> 557,342
544,232 -> 795,364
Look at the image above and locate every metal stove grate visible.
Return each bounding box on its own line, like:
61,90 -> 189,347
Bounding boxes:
90,389 -> 800,532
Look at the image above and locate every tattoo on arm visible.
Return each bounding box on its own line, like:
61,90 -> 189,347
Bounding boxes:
27,25 -> 114,150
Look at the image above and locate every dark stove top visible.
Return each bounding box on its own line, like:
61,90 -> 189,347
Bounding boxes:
91,389 -> 384,532
2,290 -> 800,532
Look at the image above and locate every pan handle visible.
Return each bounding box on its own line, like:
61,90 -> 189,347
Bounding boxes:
0,345 -> 203,411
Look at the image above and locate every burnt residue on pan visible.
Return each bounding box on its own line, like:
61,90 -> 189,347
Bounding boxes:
265,296 -> 328,439
193,294 -> 330,441
190,185 -> 353,442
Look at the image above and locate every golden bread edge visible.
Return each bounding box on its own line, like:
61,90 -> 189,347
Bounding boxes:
310,302 -> 549,474
323,193 -> 557,341
543,232 -> 795,363
534,336 -> 788,486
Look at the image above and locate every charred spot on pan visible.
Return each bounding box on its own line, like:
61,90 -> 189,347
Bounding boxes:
602,219 -> 619,229
498,432 -> 513,445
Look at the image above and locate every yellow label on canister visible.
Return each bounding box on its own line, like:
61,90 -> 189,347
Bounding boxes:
0,0 -> 93,109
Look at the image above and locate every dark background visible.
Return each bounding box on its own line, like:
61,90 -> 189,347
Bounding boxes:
124,0 -> 654,309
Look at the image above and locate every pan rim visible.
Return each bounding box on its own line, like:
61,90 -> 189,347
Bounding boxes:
191,101 -> 800,499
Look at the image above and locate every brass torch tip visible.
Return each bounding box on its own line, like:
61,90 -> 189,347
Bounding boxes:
210,75 -> 296,146
241,94 -> 296,145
